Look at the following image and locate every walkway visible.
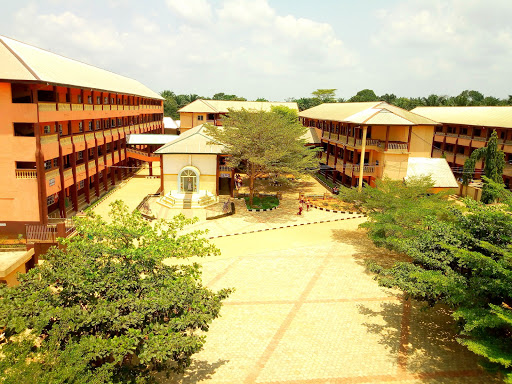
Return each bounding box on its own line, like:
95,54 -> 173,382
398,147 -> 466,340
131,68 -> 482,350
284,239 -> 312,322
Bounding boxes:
161,220 -> 500,384
91,164 -> 161,220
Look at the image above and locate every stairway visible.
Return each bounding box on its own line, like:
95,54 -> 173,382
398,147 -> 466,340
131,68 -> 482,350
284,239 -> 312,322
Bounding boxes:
183,193 -> 193,209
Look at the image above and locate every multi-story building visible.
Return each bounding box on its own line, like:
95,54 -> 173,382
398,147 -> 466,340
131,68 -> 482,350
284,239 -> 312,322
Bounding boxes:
0,35 -> 164,235
178,99 -> 299,133
412,106 -> 512,187
299,102 -> 440,187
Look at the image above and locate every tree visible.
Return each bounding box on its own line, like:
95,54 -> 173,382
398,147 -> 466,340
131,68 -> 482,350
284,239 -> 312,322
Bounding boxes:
339,178 -> 512,381
204,107 -> 318,205
292,97 -> 322,111
311,89 -> 337,103
0,202 -> 231,383
380,93 -> 397,104
212,92 -> 247,101
462,130 -> 506,203
255,97 -> 269,102
349,89 -> 379,102
160,90 -> 179,119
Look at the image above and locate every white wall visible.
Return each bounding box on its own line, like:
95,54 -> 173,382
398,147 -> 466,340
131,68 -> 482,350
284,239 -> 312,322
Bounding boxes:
163,154 -> 217,176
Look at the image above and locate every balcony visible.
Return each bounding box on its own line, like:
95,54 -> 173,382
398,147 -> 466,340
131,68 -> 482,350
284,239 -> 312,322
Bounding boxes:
15,169 -> 37,179
58,103 -> 71,111
351,165 -> 376,176
71,104 -> 83,111
386,142 -> 408,153
40,134 -> 58,145
38,102 -> 57,112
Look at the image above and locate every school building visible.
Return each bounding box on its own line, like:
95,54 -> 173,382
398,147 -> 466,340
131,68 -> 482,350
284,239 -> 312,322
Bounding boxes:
178,99 -> 299,133
0,35 -> 164,235
412,106 -> 512,188
298,102 -> 447,187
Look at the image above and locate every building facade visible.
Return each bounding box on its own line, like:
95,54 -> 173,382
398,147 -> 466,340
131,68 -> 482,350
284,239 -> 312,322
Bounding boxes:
178,99 -> 299,133
0,35 -> 163,234
299,102 -> 440,187
412,106 -> 512,188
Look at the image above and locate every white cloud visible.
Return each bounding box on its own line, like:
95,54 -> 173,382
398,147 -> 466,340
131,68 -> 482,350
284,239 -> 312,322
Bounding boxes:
166,0 -> 213,22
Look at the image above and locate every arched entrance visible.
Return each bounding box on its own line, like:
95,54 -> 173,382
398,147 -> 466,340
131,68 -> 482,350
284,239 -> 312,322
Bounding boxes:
178,167 -> 199,193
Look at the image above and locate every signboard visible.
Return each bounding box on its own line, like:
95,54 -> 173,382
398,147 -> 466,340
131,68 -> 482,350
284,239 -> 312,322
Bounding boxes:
219,172 -> 231,178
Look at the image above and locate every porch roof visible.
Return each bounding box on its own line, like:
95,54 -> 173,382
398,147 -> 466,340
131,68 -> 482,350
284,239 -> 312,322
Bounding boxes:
154,124 -> 224,155
406,157 -> 458,188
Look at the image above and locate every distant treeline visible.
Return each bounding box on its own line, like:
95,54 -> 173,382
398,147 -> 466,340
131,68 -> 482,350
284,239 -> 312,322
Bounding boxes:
160,89 -> 512,118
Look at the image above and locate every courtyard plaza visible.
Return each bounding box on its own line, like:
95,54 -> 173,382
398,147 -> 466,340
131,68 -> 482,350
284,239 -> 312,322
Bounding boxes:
161,220 -> 499,384
91,168 -> 501,383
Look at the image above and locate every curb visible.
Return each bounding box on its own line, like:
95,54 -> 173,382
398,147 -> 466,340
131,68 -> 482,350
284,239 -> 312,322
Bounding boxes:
208,214 -> 367,239
306,203 -> 356,215
246,206 -> 278,212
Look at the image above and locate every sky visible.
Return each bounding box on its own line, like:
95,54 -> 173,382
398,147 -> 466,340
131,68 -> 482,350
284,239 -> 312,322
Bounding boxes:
1,0 -> 511,101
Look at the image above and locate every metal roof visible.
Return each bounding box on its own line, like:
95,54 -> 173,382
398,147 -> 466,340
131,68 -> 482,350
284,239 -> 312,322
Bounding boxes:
154,124 -> 224,155
126,134 -> 179,145
163,117 -> 180,129
412,106 -> 512,129
0,35 -> 163,100
179,99 -> 299,113
299,102 -> 439,126
406,157 -> 458,188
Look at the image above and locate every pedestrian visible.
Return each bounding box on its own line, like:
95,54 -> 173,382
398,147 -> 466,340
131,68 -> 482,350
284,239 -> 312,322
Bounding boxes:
297,204 -> 303,215
223,198 -> 230,213
306,201 -> 310,211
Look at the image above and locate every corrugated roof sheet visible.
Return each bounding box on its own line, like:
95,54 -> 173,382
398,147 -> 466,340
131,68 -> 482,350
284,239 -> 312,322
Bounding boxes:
0,35 -> 163,100
412,106 -> 512,129
154,124 -> 224,155
406,157 -> 458,188
126,134 -> 179,145
302,127 -> 321,144
299,102 -> 439,126
179,99 -> 299,113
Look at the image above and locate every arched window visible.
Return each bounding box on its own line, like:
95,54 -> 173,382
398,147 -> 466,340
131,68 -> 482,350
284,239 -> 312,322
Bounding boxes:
179,168 -> 199,193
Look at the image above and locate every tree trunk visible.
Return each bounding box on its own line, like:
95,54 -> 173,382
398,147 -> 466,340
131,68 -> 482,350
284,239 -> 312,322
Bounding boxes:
249,162 -> 255,206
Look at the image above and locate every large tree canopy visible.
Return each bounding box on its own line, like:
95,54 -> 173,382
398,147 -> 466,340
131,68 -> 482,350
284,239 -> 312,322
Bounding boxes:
0,202 -> 231,384
204,107 -> 318,204
339,178 -> 512,382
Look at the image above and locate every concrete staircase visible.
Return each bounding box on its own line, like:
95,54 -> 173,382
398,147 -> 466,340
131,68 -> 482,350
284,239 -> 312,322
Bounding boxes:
156,191 -> 218,209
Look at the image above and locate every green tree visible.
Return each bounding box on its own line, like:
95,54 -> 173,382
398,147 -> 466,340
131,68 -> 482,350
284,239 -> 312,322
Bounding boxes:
255,97 -> 269,102
205,107 -> 318,205
462,130 -> 505,203
292,97 -> 322,111
311,89 -> 337,103
339,177 -> 512,381
212,92 -> 247,101
0,202 -> 231,384
380,93 -> 397,104
349,89 -> 379,103
160,90 -> 179,119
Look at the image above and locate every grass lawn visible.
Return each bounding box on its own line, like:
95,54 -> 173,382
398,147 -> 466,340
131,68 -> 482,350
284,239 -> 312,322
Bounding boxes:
315,172 -> 335,189
244,195 -> 279,210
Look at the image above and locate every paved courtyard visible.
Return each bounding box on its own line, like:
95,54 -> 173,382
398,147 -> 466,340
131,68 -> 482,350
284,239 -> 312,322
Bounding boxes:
160,219 -> 500,384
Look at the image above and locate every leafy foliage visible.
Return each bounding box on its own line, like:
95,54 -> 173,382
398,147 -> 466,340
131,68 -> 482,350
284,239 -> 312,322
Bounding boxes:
204,107 -> 318,205
462,130 -> 506,203
0,202 -> 231,384
339,178 -> 512,380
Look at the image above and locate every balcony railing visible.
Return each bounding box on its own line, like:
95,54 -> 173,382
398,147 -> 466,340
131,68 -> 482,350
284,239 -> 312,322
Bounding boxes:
219,165 -> 232,172
387,142 -> 408,151
71,103 -> 83,111
41,134 -> 58,145
352,165 -> 376,174
73,134 -> 85,143
58,103 -> 71,111
88,160 -> 96,170
85,133 -> 95,142
60,136 -> 72,146
38,102 -> 57,112
46,169 -> 59,180
63,168 -> 73,180
16,169 -> 37,179
76,164 -> 86,174
84,104 -> 93,111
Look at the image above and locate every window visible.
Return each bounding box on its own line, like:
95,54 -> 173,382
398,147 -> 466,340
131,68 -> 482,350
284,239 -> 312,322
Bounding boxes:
58,124 -> 63,135
77,95 -> 82,103
111,119 -> 116,127
111,97 -> 115,104
44,160 -> 52,170
474,128 -> 481,137
44,125 -> 51,134
461,127 -> 468,135
77,151 -> 84,160
88,121 -> 93,131
104,97 -> 108,104
106,143 -> 111,151
88,95 -> 92,104
457,147 -> 465,154
447,126 -> 455,134
180,168 -> 198,193
53,158 -> 59,167
47,195 -> 55,205
207,113 -> 215,120
78,122 -> 83,132
435,126 -> 443,133
197,115 -> 204,121
97,96 -> 101,104
79,180 -> 85,189
117,98 -> 121,104
96,121 -> 101,130
117,118 -> 122,126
